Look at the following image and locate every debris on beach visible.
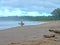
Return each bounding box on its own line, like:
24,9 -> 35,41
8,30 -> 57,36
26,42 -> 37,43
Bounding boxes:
49,29 -> 60,34
43,34 -> 55,38
8,38 -> 60,45
8,42 -> 20,45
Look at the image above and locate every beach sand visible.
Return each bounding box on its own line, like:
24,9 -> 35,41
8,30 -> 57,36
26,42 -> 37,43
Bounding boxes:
0,21 -> 60,45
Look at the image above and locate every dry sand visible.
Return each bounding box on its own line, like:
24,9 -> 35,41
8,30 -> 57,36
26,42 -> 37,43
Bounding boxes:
0,21 -> 60,45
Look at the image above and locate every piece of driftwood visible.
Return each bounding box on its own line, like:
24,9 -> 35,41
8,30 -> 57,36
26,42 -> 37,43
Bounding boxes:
49,29 -> 60,34
43,34 -> 55,38
9,42 -> 20,44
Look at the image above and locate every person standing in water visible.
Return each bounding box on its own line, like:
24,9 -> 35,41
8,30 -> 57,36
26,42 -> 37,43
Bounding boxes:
20,20 -> 24,26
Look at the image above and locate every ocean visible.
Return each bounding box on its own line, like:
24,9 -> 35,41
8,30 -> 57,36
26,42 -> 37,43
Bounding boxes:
0,21 -> 46,30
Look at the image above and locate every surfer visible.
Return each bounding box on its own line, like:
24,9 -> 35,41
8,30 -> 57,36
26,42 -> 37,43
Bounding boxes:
20,20 -> 24,26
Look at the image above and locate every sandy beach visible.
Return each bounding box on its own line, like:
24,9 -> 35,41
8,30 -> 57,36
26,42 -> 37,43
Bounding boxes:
0,21 -> 60,45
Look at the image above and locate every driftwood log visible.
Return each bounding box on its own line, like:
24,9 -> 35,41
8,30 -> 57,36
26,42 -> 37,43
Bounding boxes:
49,29 -> 60,34
43,34 -> 55,38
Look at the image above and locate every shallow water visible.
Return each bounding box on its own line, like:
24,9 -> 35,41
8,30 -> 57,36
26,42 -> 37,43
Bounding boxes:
0,21 -> 46,30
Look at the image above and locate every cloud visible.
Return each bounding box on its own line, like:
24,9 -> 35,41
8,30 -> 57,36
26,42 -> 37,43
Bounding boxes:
0,0 -> 60,13
0,8 -> 51,16
0,8 -> 27,16
27,11 -> 40,16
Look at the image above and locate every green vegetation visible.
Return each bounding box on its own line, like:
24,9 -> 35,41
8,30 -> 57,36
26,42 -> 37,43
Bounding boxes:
51,8 -> 60,20
0,16 -> 54,21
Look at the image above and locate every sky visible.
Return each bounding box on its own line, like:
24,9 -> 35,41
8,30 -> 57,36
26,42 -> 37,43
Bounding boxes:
0,0 -> 60,16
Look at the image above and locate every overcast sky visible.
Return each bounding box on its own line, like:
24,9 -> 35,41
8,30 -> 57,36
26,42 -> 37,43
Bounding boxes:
0,0 -> 60,16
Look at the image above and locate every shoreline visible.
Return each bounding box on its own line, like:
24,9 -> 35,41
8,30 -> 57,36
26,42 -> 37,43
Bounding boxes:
0,21 -> 47,31
0,21 -> 60,45
0,21 -> 47,30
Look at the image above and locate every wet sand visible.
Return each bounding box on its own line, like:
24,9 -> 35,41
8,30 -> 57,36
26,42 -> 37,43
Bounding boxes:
0,21 -> 60,45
